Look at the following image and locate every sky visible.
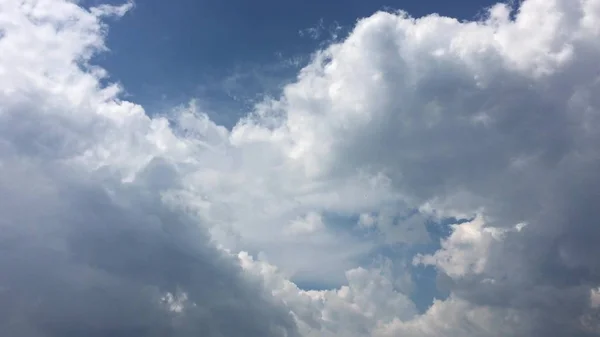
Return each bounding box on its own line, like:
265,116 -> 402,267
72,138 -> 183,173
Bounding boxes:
2,0 -> 600,336
87,0 -> 499,125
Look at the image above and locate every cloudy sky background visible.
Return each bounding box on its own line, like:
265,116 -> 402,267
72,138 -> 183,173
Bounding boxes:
2,0 -> 600,336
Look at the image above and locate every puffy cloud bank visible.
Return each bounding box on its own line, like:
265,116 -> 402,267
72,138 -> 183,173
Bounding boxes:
1,0 -> 600,336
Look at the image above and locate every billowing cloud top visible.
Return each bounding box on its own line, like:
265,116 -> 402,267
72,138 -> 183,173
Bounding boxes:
1,0 -> 600,336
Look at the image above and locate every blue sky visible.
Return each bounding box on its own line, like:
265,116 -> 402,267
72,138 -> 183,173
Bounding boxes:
92,0 -> 498,126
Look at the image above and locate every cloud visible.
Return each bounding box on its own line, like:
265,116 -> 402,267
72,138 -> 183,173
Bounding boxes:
285,212 -> 325,235
230,0 -> 600,334
239,252 -> 417,337
3,0 -> 600,336
0,2 -> 298,336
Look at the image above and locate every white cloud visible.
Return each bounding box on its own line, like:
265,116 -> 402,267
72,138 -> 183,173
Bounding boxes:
286,212 -> 325,235
414,215 -> 498,278
239,252 -> 417,337
374,295 -> 528,337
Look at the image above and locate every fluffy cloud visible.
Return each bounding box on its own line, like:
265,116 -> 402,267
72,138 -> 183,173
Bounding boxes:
3,0 -> 600,336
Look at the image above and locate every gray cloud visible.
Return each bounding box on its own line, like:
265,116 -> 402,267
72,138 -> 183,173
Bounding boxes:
0,134 -> 299,337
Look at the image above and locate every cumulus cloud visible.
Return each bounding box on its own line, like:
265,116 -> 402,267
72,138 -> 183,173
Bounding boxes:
3,0 -> 600,336
239,252 -> 417,337
230,0 -> 600,334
